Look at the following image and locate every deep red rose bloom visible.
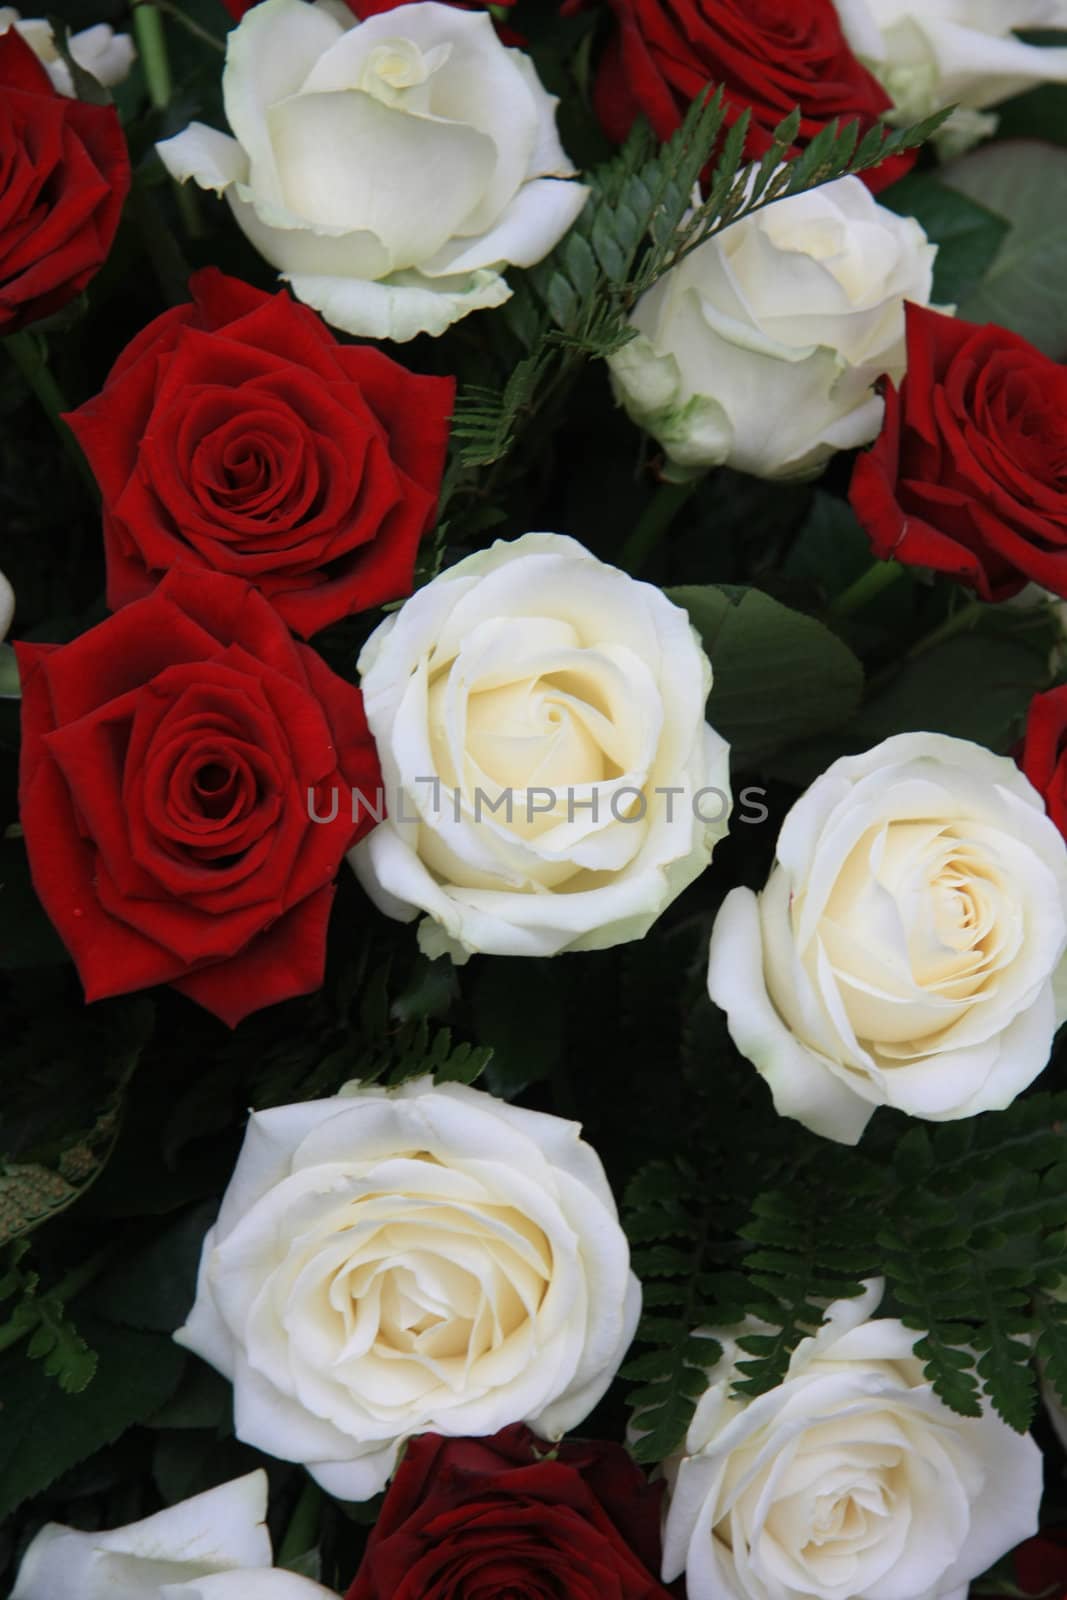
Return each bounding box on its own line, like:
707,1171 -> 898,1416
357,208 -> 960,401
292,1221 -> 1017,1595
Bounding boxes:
345,1425 -> 675,1600
0,30 -> 129,333
16,570 -> 381,1026
65,269 -> 454,639
1021,689 -> 1067,839
586,0 -> 909,193
990,1531 -> 1067,1600
850,303 -> 1067,601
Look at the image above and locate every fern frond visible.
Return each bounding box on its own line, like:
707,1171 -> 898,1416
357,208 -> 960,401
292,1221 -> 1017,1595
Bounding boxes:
447,91 -> 946,483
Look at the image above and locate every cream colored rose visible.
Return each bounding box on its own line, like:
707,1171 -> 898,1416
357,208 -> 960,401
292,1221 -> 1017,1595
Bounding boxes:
660,1282 -> 1043,1600
156,0 -> 587,342
10,1472 -> 336,1600
349,532 -> 730,962
835,0 -> 1067,154
176,1077 -> 640,1501
0,567 -> 15,699
608,176 -> 937,482
0,9 -> 135,95
707,732 -> 1067,1145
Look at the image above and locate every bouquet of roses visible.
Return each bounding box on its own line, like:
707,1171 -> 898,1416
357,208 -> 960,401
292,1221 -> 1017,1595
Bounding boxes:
3,0 -> 1067,1596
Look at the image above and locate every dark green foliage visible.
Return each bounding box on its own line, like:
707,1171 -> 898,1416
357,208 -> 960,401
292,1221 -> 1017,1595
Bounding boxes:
622,1085 -> 1067,1459
0,0 -> 1063,1587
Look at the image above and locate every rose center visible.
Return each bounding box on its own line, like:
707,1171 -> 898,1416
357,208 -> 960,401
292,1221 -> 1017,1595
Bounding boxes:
192,759 -> 241,818
358,36 -> 453,105
321,1196 -> 552,1377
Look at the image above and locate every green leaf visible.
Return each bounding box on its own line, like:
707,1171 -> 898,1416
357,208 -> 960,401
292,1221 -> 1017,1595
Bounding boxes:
92,1202 -> 214,1334
783,491 -> 876,599
44,17 -> 113,104
561,231 -> 598,302
853,625 -> 1050,754
24,1298 -> 97,1394
0,644 -> 18,699
669,585 -> 864,766
942,139 -> 1067,357
0,1317 -> 184,1518
546,271 -> 579,329
881,172 -> 1010,306
0,1000 -> 154,1246
472,959 -> 566,1098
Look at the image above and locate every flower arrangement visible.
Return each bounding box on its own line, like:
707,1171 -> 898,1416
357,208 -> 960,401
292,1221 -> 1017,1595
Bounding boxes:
3,1 -> 1067,1597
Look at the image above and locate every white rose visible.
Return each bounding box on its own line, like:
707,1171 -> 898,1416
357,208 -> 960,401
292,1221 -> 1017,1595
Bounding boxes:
176,1076 -> 640,1501
708,732 -> 1067,1145
0,566 -> 15,698
0,9 -> 135,95
835,0 -> 1067,154
156,0 -> 587,342
660,1281 -> 1044,1600
10,1471 -> 337,1600
349,531 -> 730,962
608,176 -> 937,482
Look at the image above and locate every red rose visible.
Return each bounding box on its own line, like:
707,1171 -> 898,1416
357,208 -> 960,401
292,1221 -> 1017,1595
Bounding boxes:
1015,1531 -> 1067,1598
0,31 -> 129,333
850,303 -> 1067,601
345,1425 -> 675,1600
1021,688 -> 1067,839
16,569 -> 380,1026
989,1531 -> 1067,1600
587,0 -> 909,193
65,269 -> 454,639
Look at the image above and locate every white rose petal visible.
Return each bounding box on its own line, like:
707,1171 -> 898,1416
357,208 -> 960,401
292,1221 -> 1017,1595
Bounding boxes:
708,731 -> 1067,1143
10,1472 -> 334,1600
661,1281 -> 1044,1600
609,176 -> 937,482
156,0 -> 587,341
835,0 -> 1067,153
0,566 -> 16,699
348,532 -> 730,961
0,8 -> 135,95
0,568 -> 12,643
175,1077 -> 640,1500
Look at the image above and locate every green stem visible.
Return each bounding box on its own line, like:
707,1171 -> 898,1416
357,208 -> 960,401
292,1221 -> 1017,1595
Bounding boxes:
6,332 -> 98,501
0,1249 -> 112,1355
829,559 -> 906,618
277,1478 -> 323,1569
906,598 -> 986,661
134,5 -> 202,238
151,0 -> 225,53
619,477 -> 699,575
132,3 -> 172,108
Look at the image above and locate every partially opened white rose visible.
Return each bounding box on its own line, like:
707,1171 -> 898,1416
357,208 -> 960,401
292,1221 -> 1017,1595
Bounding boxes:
608,177 -> 936,482
708,732 -> 1067,1144
660,1281 -> 1043,1600
176,1077 -> 640,1501
0,566 -> 16,698
0,8 -> 135,95
0,568 -> 12,641
10,1471 -> 336,1599
349,531 -> 730,962
156,0 -> 587,341
835,0 -> 1067,154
